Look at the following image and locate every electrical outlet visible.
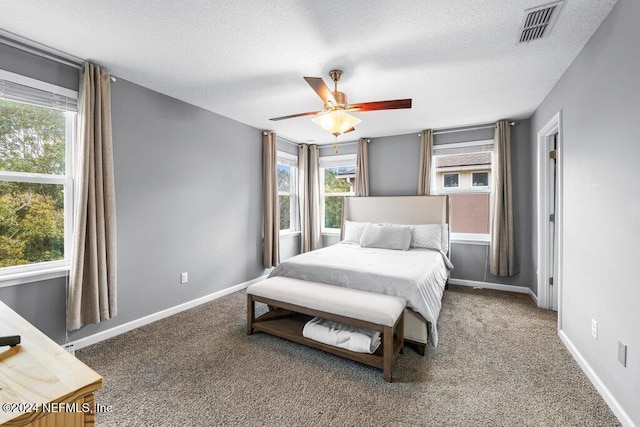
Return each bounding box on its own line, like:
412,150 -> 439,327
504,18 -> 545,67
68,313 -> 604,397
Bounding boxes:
181,272 -> 188,284
591,319 -> 598,339
618,341 -> 627,367
63,343 -> 75,355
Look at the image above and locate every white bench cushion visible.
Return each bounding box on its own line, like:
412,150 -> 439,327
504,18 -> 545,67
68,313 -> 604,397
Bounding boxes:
247,277 -> 406,327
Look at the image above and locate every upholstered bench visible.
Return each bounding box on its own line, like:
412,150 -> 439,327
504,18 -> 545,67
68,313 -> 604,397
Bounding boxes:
246,277 -> 406,382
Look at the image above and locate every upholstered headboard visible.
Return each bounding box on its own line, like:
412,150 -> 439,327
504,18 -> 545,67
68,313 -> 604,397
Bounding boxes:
343,195 -> 449,226
341,195 -> 450,251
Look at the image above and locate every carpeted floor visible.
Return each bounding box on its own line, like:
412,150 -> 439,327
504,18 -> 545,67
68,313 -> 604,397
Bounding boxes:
77,285 -> 619,426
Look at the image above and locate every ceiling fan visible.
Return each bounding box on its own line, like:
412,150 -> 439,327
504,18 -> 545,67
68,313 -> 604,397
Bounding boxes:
270,69 -> 412,139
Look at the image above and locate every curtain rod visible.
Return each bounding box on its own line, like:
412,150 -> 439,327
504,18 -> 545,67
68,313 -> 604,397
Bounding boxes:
427,121 -> 515,136
0,30 -> 84,70
275,136 -> 301,147
266,132 -> 360,148
330,140 -> 359,147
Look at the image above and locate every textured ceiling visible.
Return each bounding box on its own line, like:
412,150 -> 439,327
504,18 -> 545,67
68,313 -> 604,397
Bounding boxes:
0,0 -> 617,144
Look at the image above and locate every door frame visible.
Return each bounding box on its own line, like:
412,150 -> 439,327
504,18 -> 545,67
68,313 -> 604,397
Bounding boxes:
536,112 -> 564,325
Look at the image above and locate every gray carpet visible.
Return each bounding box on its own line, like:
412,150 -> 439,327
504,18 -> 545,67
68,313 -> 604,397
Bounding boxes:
77,285 -> 619,426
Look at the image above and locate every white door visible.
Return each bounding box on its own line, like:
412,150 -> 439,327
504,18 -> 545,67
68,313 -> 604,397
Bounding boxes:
549,133 -> 559,311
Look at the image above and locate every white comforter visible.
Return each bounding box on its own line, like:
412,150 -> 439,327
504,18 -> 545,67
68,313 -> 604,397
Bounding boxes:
268,243 -> 450,347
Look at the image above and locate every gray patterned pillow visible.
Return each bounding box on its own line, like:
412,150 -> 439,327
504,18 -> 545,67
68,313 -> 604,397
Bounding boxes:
410,224 -> 443,251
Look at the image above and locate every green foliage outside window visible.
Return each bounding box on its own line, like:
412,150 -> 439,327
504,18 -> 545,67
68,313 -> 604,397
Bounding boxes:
277,164 -> 291,230
323,168 -> 353,229
277,164 -> 290,192
324,197 -> 343,229
324,168 -> 352,193
0,99 -> 67,268
279,195 -> 290,230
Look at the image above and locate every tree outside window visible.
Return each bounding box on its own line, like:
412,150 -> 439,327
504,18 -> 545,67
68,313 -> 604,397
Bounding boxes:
0,99 -> 72,269
277,163 -> 291,230
323,167 -> 354,229
320,155 -> 356,231
276,151 -> 297,233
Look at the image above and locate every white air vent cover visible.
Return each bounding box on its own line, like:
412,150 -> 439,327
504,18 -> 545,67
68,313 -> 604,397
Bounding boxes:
519,1 -> 565,43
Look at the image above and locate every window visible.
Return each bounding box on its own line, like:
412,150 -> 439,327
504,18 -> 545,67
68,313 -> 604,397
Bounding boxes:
0,70 -> 77,278
472,172 -> 489,187
433,140 -> 493,241
443,173 -> 459,188
320,154 -> 356,232
277,151 -> 297,233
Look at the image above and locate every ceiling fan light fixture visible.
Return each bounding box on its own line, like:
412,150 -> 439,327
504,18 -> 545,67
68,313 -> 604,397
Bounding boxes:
311,110 -> 361,136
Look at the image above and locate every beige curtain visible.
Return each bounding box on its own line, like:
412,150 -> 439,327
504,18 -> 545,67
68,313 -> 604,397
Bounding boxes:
67,63 -> 117,330
299,144 -> 322,252
490,120 -> 518,276
355,138 -> 370,196
262,131 -> 279,267
418,129 -> 433,195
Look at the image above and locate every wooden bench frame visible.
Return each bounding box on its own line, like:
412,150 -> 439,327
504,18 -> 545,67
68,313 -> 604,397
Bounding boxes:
247,293 -> 404,382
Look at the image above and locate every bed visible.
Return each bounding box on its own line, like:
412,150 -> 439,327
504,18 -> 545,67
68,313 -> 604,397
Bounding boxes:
269,195 -> 451,353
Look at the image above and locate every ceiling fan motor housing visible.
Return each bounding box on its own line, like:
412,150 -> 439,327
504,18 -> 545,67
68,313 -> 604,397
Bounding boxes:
330,91 -> 348,109
327,69 -> 348,109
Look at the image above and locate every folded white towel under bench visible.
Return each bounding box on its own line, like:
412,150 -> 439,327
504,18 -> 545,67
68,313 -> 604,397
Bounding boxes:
302,317 -> 381,354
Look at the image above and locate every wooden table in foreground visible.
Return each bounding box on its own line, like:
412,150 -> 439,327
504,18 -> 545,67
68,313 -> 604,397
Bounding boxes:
0,301 -> 102,427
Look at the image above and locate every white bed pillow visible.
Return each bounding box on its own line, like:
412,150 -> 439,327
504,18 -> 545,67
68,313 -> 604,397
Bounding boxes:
343,220 -> 368,243
359,223 -> 412,251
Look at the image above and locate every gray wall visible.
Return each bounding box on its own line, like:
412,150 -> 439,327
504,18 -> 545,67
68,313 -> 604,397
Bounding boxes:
0,44 -> 267,344
367,124 -> 535,290
369,134 -> 421,196
531,0 -> 638,423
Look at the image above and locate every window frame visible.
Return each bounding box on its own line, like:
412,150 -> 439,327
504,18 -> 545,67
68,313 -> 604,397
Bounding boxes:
276,150 -> 298,235
443,172 -> 460,188
432,139 -> 493,243
472,171 -> 489,188
319,154 -> 356,234
0,70 -> 77,285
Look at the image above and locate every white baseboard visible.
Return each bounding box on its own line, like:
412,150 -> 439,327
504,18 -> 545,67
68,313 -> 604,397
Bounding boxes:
448,278 -> 537,304
559,331 -> 635,427
69,274 -> 269,351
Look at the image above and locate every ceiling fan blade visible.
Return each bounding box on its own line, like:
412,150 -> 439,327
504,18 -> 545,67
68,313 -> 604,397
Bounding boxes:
269,110 -> 322,121
304,77 -> 337,105
349,98 -> 412,112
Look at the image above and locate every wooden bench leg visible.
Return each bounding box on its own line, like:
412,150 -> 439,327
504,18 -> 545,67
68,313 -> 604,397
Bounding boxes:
247,295 -> 255,335
383,325 -> 393,382
397,312 -> 404,355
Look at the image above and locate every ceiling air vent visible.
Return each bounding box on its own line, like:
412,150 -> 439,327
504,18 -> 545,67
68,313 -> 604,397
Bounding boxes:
519,1 -> 564,43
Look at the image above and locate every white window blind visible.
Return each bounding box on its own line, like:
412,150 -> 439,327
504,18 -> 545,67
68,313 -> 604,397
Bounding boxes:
0,78 -> 77,112
319,154 -> 356,168
432,139 -> 493,156
277,151 -> 297,167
